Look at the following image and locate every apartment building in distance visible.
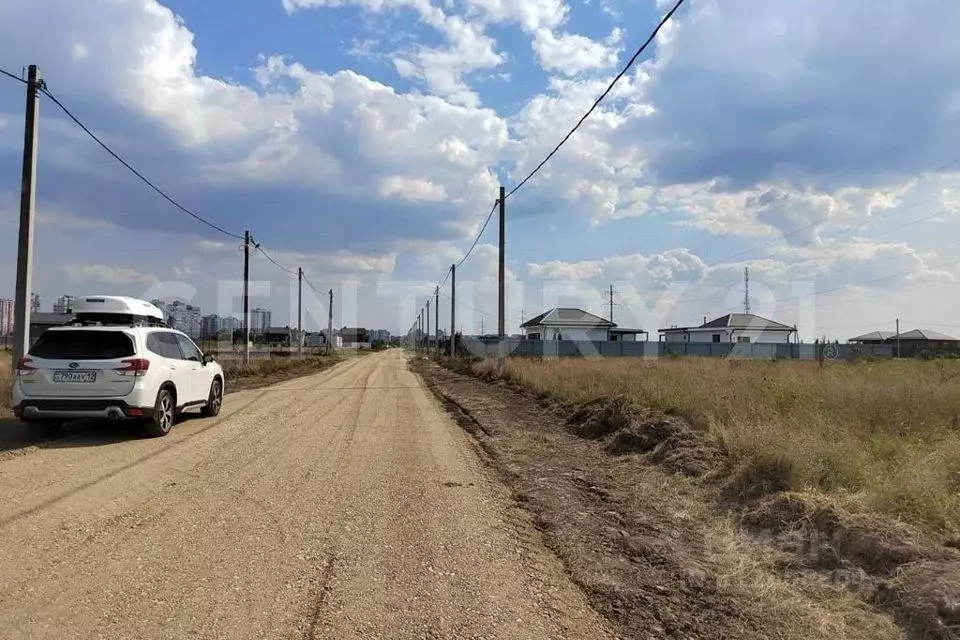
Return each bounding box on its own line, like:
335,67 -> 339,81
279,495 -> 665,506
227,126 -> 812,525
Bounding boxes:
201,314 -> 241,338
152,299 -> 202,338
0,298 -> 13,335
53,295 -> 77,314
250,308 -> 272,335
369,329 -> 392,343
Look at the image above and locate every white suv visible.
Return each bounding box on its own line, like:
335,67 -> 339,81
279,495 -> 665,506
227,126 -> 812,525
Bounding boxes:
12,296 -> 225,437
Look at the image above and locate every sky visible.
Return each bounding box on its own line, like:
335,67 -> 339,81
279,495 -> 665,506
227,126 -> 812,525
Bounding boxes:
1,0 -> 959,339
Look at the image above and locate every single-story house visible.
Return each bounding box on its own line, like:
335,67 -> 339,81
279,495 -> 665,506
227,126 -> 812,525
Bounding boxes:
659,313 -> 797,344
29,312 -> 75,345
261,326 -> 300,347
521,308 -> 615,342
609,327 -> 649,342
851,328 -> 960,358
849,331 -> 895,345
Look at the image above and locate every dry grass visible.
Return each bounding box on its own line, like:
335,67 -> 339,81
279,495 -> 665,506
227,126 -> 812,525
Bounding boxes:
0,353 -> 10,417
474,357 -> 960,531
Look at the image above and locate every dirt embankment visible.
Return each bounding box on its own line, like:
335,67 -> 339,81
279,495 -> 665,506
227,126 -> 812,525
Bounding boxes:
415,357 -> 960,640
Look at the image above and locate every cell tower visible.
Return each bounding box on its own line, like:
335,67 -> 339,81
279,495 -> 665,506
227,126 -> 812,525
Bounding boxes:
743,267 -> 751,315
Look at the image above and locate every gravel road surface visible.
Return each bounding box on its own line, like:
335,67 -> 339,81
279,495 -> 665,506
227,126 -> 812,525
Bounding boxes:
0,350 -> 613,639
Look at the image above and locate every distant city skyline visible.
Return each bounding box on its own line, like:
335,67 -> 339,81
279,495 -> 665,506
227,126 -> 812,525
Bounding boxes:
53,295 -> 76,314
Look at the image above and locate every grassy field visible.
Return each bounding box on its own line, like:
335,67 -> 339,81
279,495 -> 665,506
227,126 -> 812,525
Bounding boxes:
0,354 -> 9,417
472,356 -> 960,531
0,353 -> 341,418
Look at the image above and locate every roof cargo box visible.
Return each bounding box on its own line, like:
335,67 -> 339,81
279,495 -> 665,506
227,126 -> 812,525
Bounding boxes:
68,296 -> 167,326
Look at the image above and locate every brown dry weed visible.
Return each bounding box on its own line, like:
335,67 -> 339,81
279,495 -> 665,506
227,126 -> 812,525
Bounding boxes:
474,356 -> 960,531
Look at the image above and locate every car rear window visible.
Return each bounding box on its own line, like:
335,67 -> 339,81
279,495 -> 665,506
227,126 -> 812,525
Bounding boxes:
30,330 -> 136,360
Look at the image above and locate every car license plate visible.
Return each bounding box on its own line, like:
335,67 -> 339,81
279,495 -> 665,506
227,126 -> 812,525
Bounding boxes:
53,370 -> 97,383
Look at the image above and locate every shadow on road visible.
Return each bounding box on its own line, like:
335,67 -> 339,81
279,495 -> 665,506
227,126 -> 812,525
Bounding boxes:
0,418 -> 147,452
0,408 -> 219,454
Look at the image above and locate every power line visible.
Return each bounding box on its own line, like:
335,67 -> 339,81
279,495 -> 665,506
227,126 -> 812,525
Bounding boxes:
302,271 -> 327,299
900,320 -> 960,328
438,289 -> 496,319
0,67 -> 27,85
252,241 -> 298,275
710,159 -> 960,267
457,200 -> 500,270
416,198 -> 499,326
38,86 -> 244,240
504,0 -> 686,200
809,254 -> 960,309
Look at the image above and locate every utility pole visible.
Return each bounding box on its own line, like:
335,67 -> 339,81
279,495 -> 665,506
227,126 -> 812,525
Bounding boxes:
607,284 -> 617,324
896,318 -> 901,358
498,185 -> 506,340
327,289 -> 334,355
434,286 -> 439,358
11,65 -> 40,367
743,267 -> 751,315
450,264 -> 456,358
426,299 -> 431,352
242,230 -> 251,362
297,268 -> 303,358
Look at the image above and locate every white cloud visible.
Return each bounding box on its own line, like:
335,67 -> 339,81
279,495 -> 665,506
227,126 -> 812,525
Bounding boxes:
528,259 -> 603,281
531,29 -> 620,75
283,0 -> 504,105
463,0 -> 567,31
378,176 -> 448,201
2,0 -> 958,337
66,264 -> 159,286
70,42 -> 89,60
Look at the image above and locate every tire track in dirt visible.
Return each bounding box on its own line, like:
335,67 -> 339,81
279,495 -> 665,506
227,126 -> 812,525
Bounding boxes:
0,352 -> 614,640
0,389 -> 272,527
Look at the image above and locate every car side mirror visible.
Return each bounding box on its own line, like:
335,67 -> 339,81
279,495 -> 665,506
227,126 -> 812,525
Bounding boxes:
202,354 -> 215,365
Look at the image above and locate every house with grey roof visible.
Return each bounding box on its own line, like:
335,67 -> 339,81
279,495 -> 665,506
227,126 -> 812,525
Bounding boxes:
849,331 -> 896,344
29,312 -> 75,345
520,308 -> 620,342
851,328 -> 960,358
658,313 -> 797,345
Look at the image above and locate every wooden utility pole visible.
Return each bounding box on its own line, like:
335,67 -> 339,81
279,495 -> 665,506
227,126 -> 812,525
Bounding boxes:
896,318 -> 901,358
297,268 -> 303,358
498,185 -> 506,340
242,230 -> 251,362
12,65 -> 40,367
327,289 -> 334,355
450,264 -> 456,358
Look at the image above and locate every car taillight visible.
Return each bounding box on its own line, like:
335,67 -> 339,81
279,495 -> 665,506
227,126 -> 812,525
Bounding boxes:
115,358 -> 150,377
15,357 -> 35,376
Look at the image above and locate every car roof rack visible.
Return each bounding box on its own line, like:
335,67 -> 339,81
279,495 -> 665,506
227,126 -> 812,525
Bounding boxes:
65,314 -> 168,328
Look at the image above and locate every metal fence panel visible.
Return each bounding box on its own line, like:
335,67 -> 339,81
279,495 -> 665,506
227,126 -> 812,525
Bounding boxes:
456,337 -> 897,360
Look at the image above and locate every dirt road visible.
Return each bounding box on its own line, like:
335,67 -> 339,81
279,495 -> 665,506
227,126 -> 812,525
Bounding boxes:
0,350 -> 613,639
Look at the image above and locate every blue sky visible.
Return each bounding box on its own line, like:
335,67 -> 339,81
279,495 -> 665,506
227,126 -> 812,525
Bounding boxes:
1,0 -> 959,337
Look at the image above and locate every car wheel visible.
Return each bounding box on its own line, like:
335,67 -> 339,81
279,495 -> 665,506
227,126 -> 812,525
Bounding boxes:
200,379 -> 223,418
144,388 -> 175,437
